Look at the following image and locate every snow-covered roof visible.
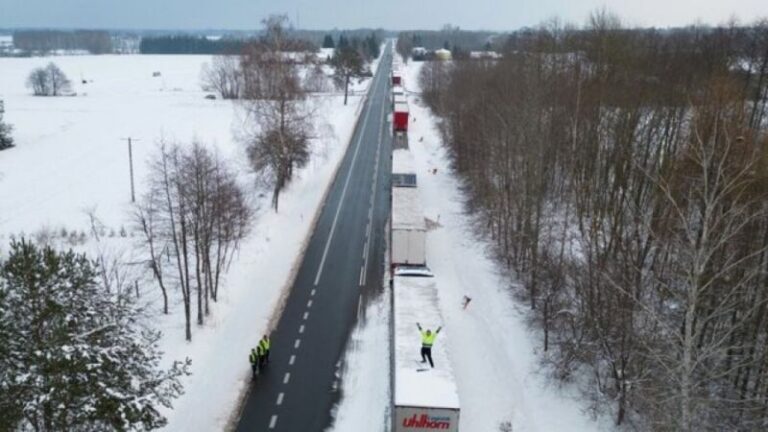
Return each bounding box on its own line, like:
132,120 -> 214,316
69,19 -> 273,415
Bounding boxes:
392,85 -> 404,95
393,275 -> 460,409
393,94 -> 407,105
394,101 -> 409,113
392,148 -> 416,175
392,187 -> 425,231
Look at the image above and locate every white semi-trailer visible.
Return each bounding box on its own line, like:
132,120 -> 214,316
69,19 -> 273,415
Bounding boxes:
392,270 -> 460,431
391,186 -> 426,266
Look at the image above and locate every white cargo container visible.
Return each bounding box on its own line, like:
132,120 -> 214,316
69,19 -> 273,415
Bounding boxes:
392,271 -> 460,432
392,148 -> 416,177
391,187 -> 426,266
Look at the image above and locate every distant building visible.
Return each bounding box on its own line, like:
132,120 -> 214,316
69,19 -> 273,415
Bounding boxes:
434,48 -> 452,61
411,46 -> 427,60
469,51 -> 502,60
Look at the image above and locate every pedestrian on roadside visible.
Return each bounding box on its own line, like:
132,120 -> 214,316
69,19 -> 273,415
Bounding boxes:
417,322 -> 441,368
462,295 -> 472,310
259,334 -> 271,368
249,346 -> 262,379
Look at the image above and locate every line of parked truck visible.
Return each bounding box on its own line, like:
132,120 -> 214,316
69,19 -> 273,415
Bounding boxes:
388,48 -> 461,432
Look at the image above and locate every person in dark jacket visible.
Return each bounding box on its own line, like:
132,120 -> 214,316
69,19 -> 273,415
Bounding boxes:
249,346 -> 262,379
417,322 -> 441,368
259,334 -> 271,368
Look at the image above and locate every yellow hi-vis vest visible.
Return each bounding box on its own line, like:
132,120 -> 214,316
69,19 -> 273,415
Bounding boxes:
421,331 -> 437,348
249,349 -> 258,364
260,337 -> 270,351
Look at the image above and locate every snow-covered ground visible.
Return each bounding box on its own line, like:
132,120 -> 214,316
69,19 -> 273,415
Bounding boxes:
0,54 -> 377,431
330,59 -> 613,431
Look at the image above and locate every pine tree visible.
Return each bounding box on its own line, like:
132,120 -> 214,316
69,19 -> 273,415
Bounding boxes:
322,34 -> 335,49
0,100 -> 13,150
0,239 -> 190,431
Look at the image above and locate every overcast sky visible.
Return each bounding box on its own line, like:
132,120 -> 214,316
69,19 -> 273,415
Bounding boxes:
0,0 -> 766,31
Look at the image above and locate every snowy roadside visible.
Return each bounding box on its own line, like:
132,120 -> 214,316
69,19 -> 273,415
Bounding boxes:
160,59 -> 382,432
401,61 -> 613,432
325,287 -> 392,432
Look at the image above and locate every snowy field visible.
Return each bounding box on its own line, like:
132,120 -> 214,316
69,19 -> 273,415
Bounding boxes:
0,53 -> 376,431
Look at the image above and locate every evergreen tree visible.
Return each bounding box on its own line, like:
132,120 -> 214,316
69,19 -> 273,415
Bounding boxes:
322,34 -> 335,49
337,34 -> 349,49
0,239 -> 190,431
0,100 -> 13,150
331,45 -> 363,105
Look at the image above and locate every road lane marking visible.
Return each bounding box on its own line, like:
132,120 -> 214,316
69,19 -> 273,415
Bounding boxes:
310,288 -> 316,296
276,392 -> 284,406
289,354 -> 296,365
313,65 -> 381,286
307,299 -> 313,308
299,324 -> 305,334
357,295 -> 363,319
303,311 -> 309,320
359,100 -> 386,287
283,373 -> 291,384
294,338 -> 301,349
269,415 -> 277,429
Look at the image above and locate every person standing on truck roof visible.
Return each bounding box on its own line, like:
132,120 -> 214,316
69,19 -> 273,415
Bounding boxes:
259,334 -> 271,368
417,323 -> 441,368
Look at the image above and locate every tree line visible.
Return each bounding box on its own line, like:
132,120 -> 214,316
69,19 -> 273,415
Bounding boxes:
418,14 -> 768,431
13,30 -> 112,54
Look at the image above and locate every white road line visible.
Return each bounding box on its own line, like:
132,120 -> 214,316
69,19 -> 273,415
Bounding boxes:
307,299 -> 313,308
294,338 -> 301,349
289,354 -> 296,365
313,67 -> 381,286
359,265 -> 365,286
283,372 -> 291,384
299,324 -> 305,334
359,100 -> 386,287
357,295 -> 363,319
310,288 -> 316,296
276,393 -> 284,406
303,311 -> 309,320
269,415 -> 277,429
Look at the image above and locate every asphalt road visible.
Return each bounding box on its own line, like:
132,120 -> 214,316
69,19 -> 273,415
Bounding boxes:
235,45 -> 393,432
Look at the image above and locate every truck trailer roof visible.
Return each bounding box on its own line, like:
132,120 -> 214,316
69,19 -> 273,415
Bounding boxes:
392,148 -> 416,176
393,275 -> 460,410
392,187 -> 426,231
394,101 -> 409,113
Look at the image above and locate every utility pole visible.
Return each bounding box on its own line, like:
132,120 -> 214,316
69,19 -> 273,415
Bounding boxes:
121,137 -> 139,203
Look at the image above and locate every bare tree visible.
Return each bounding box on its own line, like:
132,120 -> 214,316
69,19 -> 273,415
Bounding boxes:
242,15 -> 314,211
331,45 -> 364,105
201,55 -> 243,99
26,67 -> 49,96
26,62 -> 71,96
136,140 -> 252,340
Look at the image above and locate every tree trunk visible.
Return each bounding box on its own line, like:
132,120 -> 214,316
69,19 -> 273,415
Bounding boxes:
344,74 -> 349,105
